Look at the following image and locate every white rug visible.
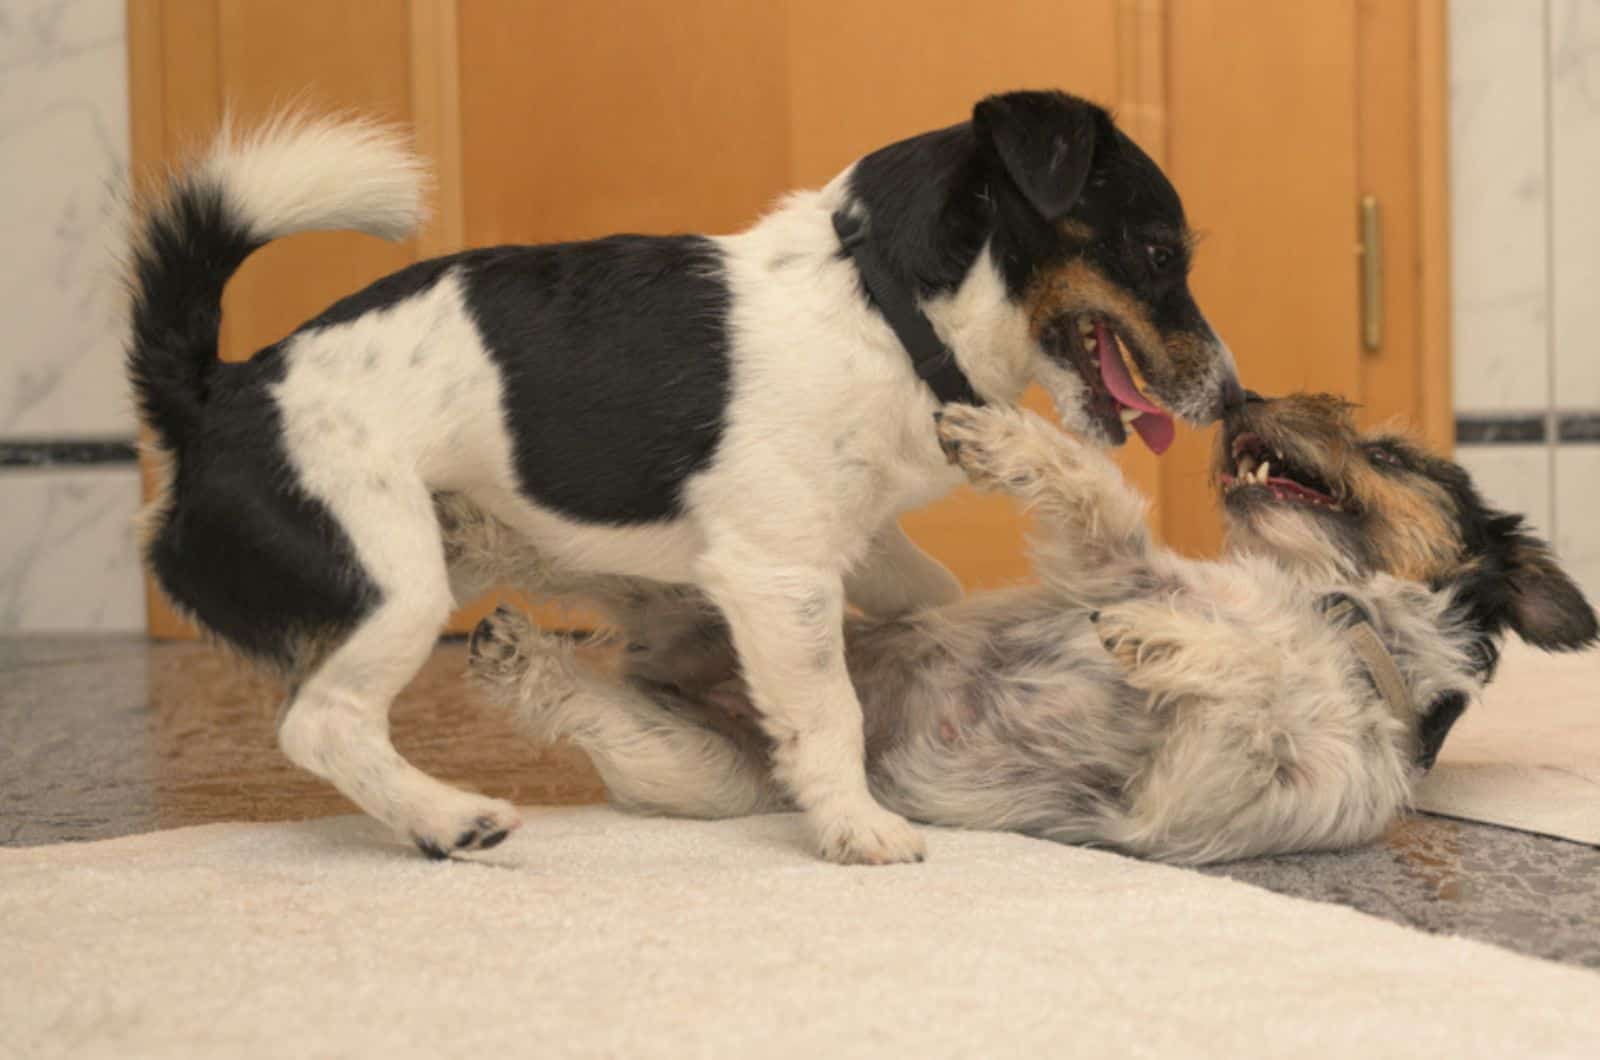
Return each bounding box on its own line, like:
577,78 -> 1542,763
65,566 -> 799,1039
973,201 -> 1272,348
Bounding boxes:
1417,641 -> 1600,845
2,809 -> 1597,1060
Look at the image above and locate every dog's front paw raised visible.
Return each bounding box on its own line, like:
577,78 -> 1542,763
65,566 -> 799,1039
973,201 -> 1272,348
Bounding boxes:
935,404 -> 1037,491
814,802 -> 926,866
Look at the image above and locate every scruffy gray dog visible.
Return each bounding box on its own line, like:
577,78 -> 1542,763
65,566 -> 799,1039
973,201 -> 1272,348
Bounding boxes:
467,396 -> 1596,864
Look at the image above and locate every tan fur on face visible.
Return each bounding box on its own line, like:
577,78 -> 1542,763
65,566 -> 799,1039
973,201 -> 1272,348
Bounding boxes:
1057,219 -> 1095,242
1220,394 -> 1464,583
1024,260 -> 1214,409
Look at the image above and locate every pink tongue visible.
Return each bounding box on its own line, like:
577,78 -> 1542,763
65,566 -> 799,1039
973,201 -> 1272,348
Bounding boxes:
1096,322 -> 1175,455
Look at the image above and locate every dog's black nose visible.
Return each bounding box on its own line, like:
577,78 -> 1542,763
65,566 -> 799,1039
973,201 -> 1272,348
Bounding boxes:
1243,389 -> 1267,405
1220,375 -> 1248,412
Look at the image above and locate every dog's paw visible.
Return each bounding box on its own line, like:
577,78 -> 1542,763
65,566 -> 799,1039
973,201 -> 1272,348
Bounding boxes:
1091,606 -> 1157,671
935,404 -> 1054,494
411,796 -> 522,860
813,802 -> 927,866
412,800 -> 518,858
468,607 -> 584,735
468,606 -> 535,672
1091,606 -> 1180,676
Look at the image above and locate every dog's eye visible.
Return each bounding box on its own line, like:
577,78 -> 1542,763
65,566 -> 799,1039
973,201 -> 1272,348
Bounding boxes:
1369,447 -> 1403,469
1146,244 -> 1177,274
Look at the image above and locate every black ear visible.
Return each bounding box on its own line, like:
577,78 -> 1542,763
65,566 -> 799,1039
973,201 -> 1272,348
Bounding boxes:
1505,535 -> 1599,651
1416,690 -> 1469,771
973,91 -> 1100,222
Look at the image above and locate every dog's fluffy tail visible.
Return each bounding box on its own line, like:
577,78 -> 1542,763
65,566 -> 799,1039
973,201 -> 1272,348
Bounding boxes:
126,113 -> 429,450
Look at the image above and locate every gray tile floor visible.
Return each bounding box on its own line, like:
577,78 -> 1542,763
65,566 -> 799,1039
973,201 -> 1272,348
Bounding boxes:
4,634 -> 1599,971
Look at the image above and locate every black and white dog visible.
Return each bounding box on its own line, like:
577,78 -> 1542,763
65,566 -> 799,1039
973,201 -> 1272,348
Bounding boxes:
128,91 -> 1241,862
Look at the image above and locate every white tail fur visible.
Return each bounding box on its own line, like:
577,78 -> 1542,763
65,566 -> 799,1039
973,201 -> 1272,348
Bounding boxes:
199,112 -> 431,243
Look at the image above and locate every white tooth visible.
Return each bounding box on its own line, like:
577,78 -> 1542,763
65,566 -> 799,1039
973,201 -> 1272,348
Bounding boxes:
1077,318 -> 1096,336
1120,408 -> 1141,427
1084,336 -> 1098,352
1238,456 -> 1256,477
1259,461 -> 1271,482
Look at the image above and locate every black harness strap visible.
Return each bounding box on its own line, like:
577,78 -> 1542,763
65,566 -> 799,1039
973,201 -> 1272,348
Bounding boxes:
831,210 -> 985,407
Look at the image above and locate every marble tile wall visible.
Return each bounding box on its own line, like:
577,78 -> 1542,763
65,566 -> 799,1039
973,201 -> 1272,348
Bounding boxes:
1452,0 -> 1600,606
0,0 -> 141,631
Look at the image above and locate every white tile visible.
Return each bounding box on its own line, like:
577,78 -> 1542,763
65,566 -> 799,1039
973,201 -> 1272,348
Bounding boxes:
1554,447 -> 1600,607
1450,0 -> 1550,411
1550,0 -> 1600,409
0,468 -> 144,632
1456,444 -> 1554,539
0,0 -> 134,437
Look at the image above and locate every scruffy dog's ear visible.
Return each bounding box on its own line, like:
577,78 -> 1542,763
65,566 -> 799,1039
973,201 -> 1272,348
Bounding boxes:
1505,534 -> 1599,651
973,91 -> 1100,222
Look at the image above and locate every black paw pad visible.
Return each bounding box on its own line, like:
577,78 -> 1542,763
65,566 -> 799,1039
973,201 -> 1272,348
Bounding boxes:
478,830 -> 510,851
468,616 -> 499,659
414,836 -> 449,861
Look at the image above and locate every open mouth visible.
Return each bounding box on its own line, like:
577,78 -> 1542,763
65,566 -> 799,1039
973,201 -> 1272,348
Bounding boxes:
1220,432 -> 1345,510
1047,316 -> 1175,455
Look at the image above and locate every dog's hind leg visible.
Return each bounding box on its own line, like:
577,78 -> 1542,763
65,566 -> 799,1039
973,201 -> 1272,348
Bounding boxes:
277,479 -> 521,858
469,607 -> 782,819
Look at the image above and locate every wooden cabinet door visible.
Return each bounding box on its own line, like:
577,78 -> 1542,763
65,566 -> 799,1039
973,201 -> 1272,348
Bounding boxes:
1155,0 -> 1450,557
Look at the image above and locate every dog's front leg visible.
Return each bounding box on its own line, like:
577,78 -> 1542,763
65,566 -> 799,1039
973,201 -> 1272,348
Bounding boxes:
696,540 -> 925,864
935,404 -> 1153,602
845,522 -> 962,618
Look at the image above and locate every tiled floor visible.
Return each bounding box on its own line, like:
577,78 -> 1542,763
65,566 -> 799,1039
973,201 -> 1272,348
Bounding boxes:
5,634 -> 1599,970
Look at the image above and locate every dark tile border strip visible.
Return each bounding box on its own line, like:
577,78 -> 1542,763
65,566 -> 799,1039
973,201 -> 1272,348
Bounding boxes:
1455,414 -> 1600,444
0,440 -> 140,468
1557,413 -> 1600,443
1454,414 -> 1547,445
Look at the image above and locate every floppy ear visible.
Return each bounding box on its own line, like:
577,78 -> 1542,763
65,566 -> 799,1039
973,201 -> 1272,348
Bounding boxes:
1505,534 -> 1599,650
972,91 -> 1099,222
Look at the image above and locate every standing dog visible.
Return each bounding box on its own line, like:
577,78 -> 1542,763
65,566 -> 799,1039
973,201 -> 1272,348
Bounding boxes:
127,91 -> 1240,862
469,396 -> 1597,864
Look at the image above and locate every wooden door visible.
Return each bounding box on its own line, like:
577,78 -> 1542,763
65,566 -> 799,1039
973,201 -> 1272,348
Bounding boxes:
129,0 -> 1448,637
1156,0 -> 1451,557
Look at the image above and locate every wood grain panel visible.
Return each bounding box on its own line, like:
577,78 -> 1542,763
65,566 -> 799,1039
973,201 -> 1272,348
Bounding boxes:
457,0 -> 789,244
1357,0 -> 1421,431
409,0 -> 465,259
1416,0 -> 1454,453
215,0 -> 418,361
1161,0 -> 1362,557
784,0 -> 1120,185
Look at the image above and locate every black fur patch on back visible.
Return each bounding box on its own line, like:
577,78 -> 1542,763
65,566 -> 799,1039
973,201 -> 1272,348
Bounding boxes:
458,236 -> 732,524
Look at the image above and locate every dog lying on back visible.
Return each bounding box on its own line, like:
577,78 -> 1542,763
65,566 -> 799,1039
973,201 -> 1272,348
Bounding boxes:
469,395 -> 1597,864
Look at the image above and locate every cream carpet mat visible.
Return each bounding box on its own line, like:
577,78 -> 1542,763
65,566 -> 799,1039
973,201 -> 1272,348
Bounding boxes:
1417,641 -> 1600,845
3,808 -> 1598,1059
